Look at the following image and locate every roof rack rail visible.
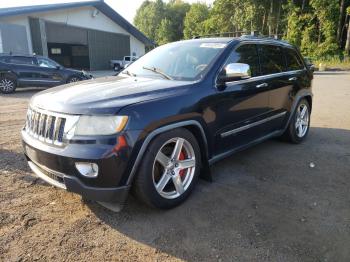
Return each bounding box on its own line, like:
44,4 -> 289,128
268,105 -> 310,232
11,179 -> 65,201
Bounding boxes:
193,31 -> 286,41
193,31 -> 254,39
0,52 -> 34,56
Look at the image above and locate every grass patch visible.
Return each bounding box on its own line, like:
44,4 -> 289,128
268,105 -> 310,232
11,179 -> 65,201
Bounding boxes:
313,57 -> 350,71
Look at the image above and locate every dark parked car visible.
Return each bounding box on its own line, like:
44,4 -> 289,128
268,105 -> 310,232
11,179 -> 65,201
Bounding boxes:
22,36 -> 313,210
0,54 -> 93,93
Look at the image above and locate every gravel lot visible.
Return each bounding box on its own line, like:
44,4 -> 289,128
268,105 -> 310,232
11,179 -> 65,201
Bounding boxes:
1,73 -> 350,262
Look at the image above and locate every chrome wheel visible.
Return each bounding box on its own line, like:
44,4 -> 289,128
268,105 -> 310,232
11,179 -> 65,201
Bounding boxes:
152,137 -> 196,200
0,78 -> 15,93
295,103 -> 309,138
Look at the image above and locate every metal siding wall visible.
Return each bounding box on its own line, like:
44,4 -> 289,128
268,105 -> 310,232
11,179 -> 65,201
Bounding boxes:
29,17 -> 44,55
88,29 -> 130,70
46,22 -> 88,45
0,23 -> 29,54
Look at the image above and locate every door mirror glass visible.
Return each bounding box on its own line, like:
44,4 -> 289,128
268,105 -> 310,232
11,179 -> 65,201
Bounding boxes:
218,63 -> 251,83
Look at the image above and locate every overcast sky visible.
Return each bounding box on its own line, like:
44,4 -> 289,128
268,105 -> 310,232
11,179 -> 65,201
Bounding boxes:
0,0 -> 215,24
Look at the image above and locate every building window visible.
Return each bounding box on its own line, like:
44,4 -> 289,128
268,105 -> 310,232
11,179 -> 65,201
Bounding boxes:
51,48 -> 61,55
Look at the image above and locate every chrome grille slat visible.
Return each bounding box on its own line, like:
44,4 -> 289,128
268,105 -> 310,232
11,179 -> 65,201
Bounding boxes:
25,108 -> 67,146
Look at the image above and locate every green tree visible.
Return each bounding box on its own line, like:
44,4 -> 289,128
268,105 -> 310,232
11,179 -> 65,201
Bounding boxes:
134,0 -> 165,42
156,18 -> 173,45
183,3 -> 210,39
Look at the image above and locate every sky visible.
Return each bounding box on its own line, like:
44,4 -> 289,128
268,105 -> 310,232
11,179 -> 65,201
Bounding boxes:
0,0 -> 215,24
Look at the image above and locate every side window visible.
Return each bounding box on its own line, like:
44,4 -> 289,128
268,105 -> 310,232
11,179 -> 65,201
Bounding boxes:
258,45 -> 285,75
37,58 -> 58,68
8,56 -> 36,66
285,48 -> 304,71
224,44 -> 260,77
125,57 -> 131,61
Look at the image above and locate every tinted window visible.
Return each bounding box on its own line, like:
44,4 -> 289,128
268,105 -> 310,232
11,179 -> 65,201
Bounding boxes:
125,57 -> 131,61
225,44 -> 260,77
0,56 -> 8,63
8,56 -> 36,65
259,45 -> 285,75
285,48 -> 304,71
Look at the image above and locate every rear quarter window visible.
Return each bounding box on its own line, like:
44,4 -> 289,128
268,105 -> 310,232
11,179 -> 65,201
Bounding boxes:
258,45 -> 285,75
285,48 -> 305,71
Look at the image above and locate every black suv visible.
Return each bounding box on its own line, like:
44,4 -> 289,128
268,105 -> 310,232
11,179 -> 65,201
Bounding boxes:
0,54 -> 92,93
22,36 -> 313,210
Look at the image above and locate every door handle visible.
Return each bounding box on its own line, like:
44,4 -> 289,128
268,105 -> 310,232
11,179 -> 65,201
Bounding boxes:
288,77 -> 297,81
256,83 -> 268,88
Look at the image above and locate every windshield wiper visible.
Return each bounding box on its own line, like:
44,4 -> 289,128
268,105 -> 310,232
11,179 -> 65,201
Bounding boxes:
142,66 -> 173,80
121,70 -> 136,77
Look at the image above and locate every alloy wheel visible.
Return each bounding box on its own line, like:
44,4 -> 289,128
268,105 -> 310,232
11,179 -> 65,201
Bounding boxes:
69,77 -> 79,83
295,103 -> 309,138
0,78 -> 15,92
152,137 -> 196,199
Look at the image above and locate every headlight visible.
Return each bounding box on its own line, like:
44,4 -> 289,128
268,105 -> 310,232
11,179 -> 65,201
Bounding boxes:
73,115 -> 128,136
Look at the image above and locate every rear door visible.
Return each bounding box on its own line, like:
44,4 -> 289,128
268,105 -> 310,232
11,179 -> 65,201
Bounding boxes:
212,44 -> 272,155
257,44 -> 290,131
7,56 -> 39,86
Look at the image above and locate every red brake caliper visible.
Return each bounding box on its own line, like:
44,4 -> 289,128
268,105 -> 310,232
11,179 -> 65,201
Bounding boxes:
179,151 -> 186,178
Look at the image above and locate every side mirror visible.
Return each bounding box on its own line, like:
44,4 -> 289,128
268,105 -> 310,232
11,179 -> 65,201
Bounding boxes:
304,57 -> 315,72
218,63 -> 251,84
56,65 -> 61,70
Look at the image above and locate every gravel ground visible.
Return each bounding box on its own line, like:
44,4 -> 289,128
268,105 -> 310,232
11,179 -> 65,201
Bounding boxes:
1,73 -> 350,262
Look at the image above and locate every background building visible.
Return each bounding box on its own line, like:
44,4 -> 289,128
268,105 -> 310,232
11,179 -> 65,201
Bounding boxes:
0,0 -> 154,70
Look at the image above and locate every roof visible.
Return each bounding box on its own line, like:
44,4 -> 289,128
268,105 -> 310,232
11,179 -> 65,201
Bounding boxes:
0,0 -> 154,46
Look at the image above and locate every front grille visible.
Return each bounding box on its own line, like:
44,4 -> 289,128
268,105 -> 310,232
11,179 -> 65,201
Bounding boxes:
25,108 -> 66,146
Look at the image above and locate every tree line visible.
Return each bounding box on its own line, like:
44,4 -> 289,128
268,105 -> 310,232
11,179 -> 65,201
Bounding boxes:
134,0 -> 350,59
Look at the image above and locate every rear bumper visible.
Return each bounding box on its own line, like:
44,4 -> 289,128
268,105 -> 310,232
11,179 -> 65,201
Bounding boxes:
26,159 -> 130,203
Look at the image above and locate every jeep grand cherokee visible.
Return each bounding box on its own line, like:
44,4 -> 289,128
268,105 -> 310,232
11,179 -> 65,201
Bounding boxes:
22,36 -> 313,210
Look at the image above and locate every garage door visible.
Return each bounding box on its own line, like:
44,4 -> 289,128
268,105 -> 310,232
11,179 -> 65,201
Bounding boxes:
88,30 -> 130,70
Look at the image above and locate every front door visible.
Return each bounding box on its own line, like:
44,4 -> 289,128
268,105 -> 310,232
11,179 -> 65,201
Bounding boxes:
211,44 -> 271,155
35,57 -> 65,86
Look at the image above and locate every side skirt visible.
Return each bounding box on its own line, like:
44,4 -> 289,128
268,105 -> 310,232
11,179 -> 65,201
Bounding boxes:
208,129 -> 283,165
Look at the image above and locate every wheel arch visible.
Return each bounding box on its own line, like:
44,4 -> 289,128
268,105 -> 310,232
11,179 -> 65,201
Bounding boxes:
283,91 -> 313,132
126,120 -> 211,185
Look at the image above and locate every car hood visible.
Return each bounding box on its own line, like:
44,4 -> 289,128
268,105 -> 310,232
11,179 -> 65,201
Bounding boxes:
30,75 -> 192,115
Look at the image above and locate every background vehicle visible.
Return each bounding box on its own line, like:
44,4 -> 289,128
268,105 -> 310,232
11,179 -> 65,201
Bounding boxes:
0,54 -> 93,93
110,56 -> 138,71
22,36 -> 313,210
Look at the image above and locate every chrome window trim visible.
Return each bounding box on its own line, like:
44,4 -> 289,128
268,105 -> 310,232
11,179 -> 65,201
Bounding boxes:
220,111 -> 287,138
215,41 -> 306,88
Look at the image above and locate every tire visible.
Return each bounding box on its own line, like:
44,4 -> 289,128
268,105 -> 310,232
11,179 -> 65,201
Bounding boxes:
0,76 -> 16,94
282,98 -> 311,144
67,76 -> 81,83
133,128 -> 201,209
114,64 -> 121,71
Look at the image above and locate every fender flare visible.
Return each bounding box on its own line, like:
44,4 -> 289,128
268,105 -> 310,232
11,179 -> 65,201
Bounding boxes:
126,120 -> 210,185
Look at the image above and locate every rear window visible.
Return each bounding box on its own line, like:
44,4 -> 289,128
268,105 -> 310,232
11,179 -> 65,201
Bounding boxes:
124,57 -> 131,61
285,48 -> 304,71
8,56 -> 36,65
258,45 -> 285,75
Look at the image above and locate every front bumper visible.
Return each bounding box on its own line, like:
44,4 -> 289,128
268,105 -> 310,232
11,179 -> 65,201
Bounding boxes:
27,159 -> 130,202
21,129 -> 141,204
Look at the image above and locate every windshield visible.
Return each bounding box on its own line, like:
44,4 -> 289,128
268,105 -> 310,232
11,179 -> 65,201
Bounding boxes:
122,41 -> 227,81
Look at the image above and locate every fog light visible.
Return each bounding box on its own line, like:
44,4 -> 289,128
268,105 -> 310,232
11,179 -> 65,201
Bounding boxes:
75,162 -> 99,178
